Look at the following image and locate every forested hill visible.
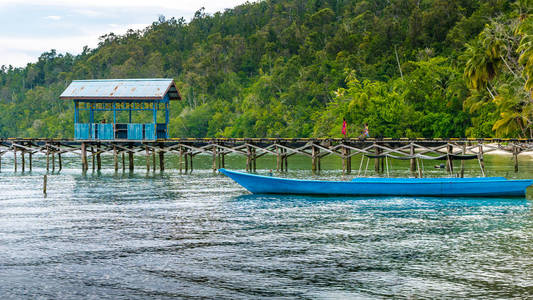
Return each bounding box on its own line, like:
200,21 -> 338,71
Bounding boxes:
0,0 -> 532,138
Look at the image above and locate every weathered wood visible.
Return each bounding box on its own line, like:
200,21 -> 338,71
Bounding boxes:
460,143 -> 466,178
122,152 -> 125,171
184,150 -> 189,173
276,146 -> 281,172
58,152 -> 62,171
410,143 -> 416,173
347,148 -> 352,175
43,175 -> 47,194
29,152 -> 32,171
312,145 -> 317,174
446,144 -> 453,174
13,147 -> 17,172
46,146 -> 49,172
246,145 -> 251,172
179,146 -> 183,174
159,150 -> 165,171
222,153 -> 225,168
152,150 -> 156,172
212,145 -> 217,173
81,142 -> 87,171
21,151 -> 25,172
91,147 -> 95,171
52,151 -> 55,173
252,148 -> 257,172
374,145 -> 380,173
113,145 -> 118,171
96,144 -> 101,171
145,146 -> 150,172
478,144 -> 485,177
129,151 -> 134,171
189,153 -> 194,173
514,144 -> 519,173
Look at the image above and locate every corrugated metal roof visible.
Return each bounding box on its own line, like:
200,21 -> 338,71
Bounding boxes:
59,78 -> 181,100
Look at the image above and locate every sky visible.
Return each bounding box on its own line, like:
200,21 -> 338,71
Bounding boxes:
0,0 -> 250,67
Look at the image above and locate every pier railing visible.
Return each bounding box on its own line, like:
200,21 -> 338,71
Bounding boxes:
1,138 -> 532,175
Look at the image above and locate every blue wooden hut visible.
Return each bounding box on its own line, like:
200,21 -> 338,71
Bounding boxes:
60,78 -> 181,140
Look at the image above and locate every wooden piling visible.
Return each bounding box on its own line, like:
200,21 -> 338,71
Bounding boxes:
312,145 -> 317,174
513,144 -> 519,173
446,144 -> 453,174
222,152 -> 225,168
43,174 -> 47,194
145,145 -> 150,172
58,152 -> 62,171
152,150 -> 156,172
212,145 -> 217,173
347,148 -> 352,175
374,145 -> 380,173
284,149 -> 288,172
113,146 -> 118,171
13,147 -> 17,172
246,145 -> 251,172
81,142 -> 88,172
410,143 -> 416,174
96,144 -> 101,171
21,150 -> 25,172
122,152 -> 125,171
189,153 -> 194,173
276,146 -> 281,172
91,147 -> 95,171
129,151 -> 134,171
52,151 -> 55,173
184,150 -> 189,173
179,146 -> 183,174
46,146 -> 49,172
252,148 -> 257,172
29,152 -> 32,171
478,144 -> 486,177
159,150 -> 165,171
460,143 -> 466,178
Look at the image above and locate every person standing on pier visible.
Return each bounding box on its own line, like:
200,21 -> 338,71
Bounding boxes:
342,118 -> 347,138
359,123 -> 369,139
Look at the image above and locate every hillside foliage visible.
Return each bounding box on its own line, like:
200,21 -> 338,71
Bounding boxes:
1,0 -> 533,138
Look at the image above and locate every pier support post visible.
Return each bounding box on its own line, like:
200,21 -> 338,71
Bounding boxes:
46,145 -> 49,172
222,152 -> 225,168
145,145 -> 150,172
159,150 -> 165,172
189,153 -> 194,173
0,154 -> 2,172
91,147 -> 95,171
184,150 -> 188,173
460,143 -> 466,178
29,152 -> 32,172
374,145 -> 380,173
478,144 -> 486,177
276,145 -> 281,172
179,146 -> 183,174
96,144 -> 101,171
13,147 -> 17,172
284,150 -> 288,172
81,142 -> 88,172
312,145 -> 317,175
347,148 -> 352,175
122,152 -> 125,171
52,151 -> 55,173
129,150 -> 134,171
446,144 -> 453,174
152,149 -> 156,172
246,145 -> 251,172
212,144 -> 217,173
58,151 -> 62,171
113,146 -> 118,171
21,150 -> 25,172
410,144 -> 416,174
252,148 -> 257,172
513,144 -> 519,173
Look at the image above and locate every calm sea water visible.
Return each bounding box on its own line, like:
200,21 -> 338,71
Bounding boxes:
1,153 -> 533,299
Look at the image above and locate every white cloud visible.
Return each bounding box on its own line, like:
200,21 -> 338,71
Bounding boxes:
44,15 -> 61,20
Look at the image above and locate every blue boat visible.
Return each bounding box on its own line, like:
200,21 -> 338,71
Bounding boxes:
219,169 -> 533,197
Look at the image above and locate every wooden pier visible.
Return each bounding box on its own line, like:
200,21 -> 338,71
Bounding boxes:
1,138 -> 533,176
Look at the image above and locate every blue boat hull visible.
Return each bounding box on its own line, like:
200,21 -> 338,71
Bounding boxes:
219,169 -> 533,197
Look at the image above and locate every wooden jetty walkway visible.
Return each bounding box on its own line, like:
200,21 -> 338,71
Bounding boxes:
1,138 -> 533,176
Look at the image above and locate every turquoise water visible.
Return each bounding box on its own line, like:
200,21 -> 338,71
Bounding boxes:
1,153 -> 533,298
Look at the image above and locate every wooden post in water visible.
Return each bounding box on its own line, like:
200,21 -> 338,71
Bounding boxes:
284,148 -> 288,172
446,144 -> 453,174
81,142 -> 88,172
460,143 -> 466,178
222,152 -> 225,168
145,146 -> 150,172
212,144 -> 217,173
129,150 -> 134,171
43,174 -> 47,195
410,143 -> 416,174
13,147 -> 17,172
122,152 -> 125,171
58,151 -> 62,171
184,150 -> 189,173
159,150 -> 165,172
52,151 -> 55,173
347,148 -> 352,175
513,144 -> 519,173
252,147 -> 257,172
29,152 -> 32,171
152,150 -> 156,172
246,145 -> 251,172
96,144 -> 101,171
189,153 -> 194,173
0,153 -> 2,172
374,145 -> 380,173
478,144 -> 485,177
113,146 -> 118,171
179,146 -> 183,174
276,145 -> 281,172
312,145 -> 317,175
21,150 -> 25,172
